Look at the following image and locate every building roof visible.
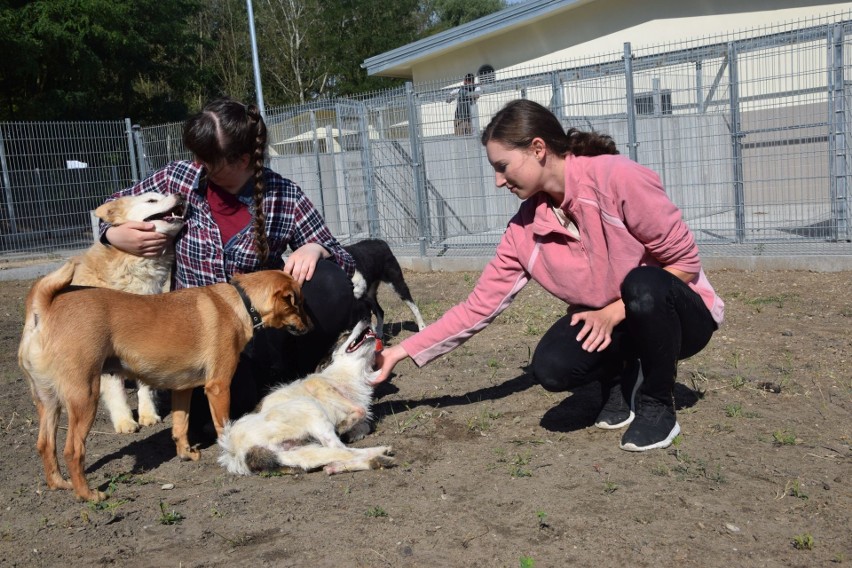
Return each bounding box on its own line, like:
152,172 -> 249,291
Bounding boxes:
362,0 -> 592,78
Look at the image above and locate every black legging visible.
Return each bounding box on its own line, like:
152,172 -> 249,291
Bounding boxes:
190,259 -> 355,429
530,266 -> 717,402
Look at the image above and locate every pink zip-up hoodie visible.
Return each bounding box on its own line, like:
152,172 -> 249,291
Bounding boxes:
402,153 -> 725,367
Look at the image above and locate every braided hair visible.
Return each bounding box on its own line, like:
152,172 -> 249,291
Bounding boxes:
481,99 -> 618,157
183,98 -> 270,266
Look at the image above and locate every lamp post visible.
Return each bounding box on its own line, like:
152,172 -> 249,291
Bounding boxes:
246,0 -> 266,121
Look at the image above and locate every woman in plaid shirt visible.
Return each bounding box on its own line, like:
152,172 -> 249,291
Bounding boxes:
101,98 -> 356,433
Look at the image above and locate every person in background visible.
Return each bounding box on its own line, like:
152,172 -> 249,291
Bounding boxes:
447,72 -> 482,136
100,97 -> 356,433
374,99 -> 723,452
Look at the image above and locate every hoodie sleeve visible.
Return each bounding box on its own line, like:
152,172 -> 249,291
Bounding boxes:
612,158 -> 702,274
400,225 -> 530,367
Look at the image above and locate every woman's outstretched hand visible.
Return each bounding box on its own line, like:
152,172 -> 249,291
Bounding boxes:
371,344 -> 409,385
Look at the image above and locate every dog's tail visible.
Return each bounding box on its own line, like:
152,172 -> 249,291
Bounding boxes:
23,261 -> 77,331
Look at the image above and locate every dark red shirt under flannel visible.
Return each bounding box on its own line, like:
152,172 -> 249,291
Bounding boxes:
100,161 -> 355,290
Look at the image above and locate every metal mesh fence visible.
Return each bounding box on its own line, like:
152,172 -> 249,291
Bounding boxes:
2,12 -> 851,261
0,120 -> 136,257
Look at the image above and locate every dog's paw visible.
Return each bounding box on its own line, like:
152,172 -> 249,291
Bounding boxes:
368,455 -> 395,470
112,416 -> 140,434
176,445 -> 201,461
137,412 -> 162,427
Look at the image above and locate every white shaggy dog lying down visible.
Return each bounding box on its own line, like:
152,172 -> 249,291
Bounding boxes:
218,320 -> 393,476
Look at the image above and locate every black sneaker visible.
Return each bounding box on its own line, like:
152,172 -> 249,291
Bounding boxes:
594,360 -> 643,430
619,394 -> 680,451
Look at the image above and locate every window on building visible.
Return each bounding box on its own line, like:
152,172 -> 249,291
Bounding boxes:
635,91 -> 672,115
477,64 -> 496,84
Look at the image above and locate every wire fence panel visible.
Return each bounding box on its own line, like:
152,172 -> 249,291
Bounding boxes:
2,13 -> 852,262
0,120 -> 134,256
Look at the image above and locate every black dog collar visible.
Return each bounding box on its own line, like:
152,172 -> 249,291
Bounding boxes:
230,281 -> 263,330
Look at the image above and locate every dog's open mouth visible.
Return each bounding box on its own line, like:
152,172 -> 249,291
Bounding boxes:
346,326 -> 376,353
145,203 -> 186,224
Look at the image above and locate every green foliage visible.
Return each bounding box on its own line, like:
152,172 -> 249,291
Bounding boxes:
2,0 -> 508,119
1,0 -> 202,121
792,533 -> 815,550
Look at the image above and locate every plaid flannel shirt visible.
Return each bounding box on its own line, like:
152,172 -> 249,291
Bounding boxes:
100,160 -> 355,290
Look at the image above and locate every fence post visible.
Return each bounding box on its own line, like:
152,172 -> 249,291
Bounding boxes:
132,125 -> 149,180
623,43 -> 639,162
308,110 -> 326,218
125,119 -> 139,183
550,71 -> 565,122
0,128 -> 16,233
829,23 -> 849,242
406,82 -> 429,256
727,42 -> 746,243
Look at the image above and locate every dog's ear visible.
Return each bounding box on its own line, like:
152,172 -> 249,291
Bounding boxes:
93,201 -> 120,224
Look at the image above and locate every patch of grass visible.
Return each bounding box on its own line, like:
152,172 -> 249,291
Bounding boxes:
519,556 -> 536,568
536,510 -> 549,529
724,403 -> 743,418
467,407 -> 501,432
158,501 -> 184,525
508,453 -> 533,478
216,531 -> 254,547
772,430 -> 798,446
744,293 -> 794,310
792,533 -> 815,550
651,463 -> 671,477
730,375 -> 747,390
87,498 -> 127,513
365,506 -> 388,518
603,480 -> 619,494
670,450 -> 726,483
392,406 -> 429,434
788,480 -> 809,500
709,423 -> 734,434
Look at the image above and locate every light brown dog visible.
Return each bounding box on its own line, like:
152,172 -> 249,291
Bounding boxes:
18,261 -> 311,502
73,192 -> 186,433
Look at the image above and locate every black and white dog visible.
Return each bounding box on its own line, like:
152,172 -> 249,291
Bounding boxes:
345,239 -> 426,339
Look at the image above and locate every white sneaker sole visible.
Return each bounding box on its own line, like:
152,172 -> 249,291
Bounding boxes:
595,364 -> 644,430
594,411 -> 635,430
620,421 -> 681,452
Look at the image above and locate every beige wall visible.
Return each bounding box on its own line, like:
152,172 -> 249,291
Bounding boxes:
411,1 -> 852,84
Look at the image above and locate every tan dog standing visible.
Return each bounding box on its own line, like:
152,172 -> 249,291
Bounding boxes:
18,262 -> 311,502
72,192 -> 186,433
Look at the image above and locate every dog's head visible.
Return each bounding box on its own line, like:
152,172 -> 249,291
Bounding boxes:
95,192 -> 186,237
314,320 -> 379,378
232,270 -> 312,335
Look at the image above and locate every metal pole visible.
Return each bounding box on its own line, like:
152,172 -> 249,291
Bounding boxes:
246,0 -> 266,121
125,118 -> 139,183
727,42 -> 746,243
830,23 -> 849,241
406,82 -> 428,256
623,42 -> 639,162
0,128 -> 16,233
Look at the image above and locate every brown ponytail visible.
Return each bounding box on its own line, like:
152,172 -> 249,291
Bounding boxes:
246,104 -> 269,266
481,99 -> 618,157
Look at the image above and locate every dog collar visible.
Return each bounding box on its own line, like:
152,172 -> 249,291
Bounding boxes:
230,281 -> 264,330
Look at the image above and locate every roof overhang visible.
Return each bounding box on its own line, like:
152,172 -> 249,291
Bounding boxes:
362,0 -> 594,78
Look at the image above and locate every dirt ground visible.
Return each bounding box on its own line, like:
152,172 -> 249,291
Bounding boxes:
0,267 -> 849,567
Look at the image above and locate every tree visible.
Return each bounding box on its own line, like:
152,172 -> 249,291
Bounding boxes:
421,0 -> 506,35
0,0 -> 203,122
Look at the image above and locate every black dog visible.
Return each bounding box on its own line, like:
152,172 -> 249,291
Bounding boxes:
345,239 -> 426,339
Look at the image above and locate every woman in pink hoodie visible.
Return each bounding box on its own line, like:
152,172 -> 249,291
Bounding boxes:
374,99 -> 724,451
